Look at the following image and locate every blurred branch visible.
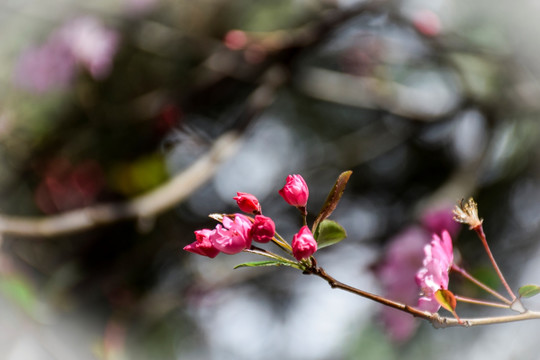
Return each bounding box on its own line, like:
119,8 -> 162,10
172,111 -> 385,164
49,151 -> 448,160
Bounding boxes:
0,131 -> 241,238
297,67 -> 461,121
0,1 -> 389,239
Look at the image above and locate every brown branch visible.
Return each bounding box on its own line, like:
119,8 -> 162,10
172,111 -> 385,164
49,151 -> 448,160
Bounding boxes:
310,264 -> 540,328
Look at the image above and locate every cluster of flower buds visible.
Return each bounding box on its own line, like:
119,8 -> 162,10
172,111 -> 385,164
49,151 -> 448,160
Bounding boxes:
184,174 -> 317,262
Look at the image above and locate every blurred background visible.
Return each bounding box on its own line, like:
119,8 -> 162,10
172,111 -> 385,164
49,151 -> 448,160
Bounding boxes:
1,0 -> 540,359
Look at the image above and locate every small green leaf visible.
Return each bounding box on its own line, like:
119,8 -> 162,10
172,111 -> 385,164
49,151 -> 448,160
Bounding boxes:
518,284 -> 540,298
435,289 -> 457,312
234,260 -> 296,269
314,219 -> 347,249
312,171 -> 352,232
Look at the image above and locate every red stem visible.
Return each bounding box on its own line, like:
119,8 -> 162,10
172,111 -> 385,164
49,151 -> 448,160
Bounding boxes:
454,295 -> 510,309
474,225 -> 517,301
451,264 -> 512,305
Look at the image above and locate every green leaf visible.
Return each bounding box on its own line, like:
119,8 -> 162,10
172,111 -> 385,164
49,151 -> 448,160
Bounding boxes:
518,284 -> 540,298
312,171 -> 352,232
234,260 -> 297,269
314,219 -> 347,249
435,289 -> 457,312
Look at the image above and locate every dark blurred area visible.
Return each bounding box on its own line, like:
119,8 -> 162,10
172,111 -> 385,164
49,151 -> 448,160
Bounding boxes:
1,0 -> 540,359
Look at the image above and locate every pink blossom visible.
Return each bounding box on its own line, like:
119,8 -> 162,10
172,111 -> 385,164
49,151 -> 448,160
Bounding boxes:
14,16 -> 119,93
14,40 -> 76,93
412,10 -> 441,37
209,214 -> 252,254
375,208 -> 458,342
184,229 -> 220,258
224,30 -> 248,50
233,192 -> 261,214
250,215 -> 275,243
58,16 -> 120,79
278,174 -> 309,208
374,227 -> 429,342
421,206 -> 460,237
292,225 -> 317,260
415,230 -> 454,313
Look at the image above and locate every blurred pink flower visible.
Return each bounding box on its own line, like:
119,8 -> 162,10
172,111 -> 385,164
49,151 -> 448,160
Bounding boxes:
14,16 -> 119,93
184,229 -> 220,258
14,40 -> 76,93
233,192 -> 261,214
34,158 -> 105,213
58,16 -> 119,79
412,10 -> 441,37
415,230 -> 454,313
421,206 -> 460,237
374,227 -> 428,342
209,214 -> 252,254
374,207 -> 458,342
292,225 -> 317,260
250,215 -> 275,243
278,174 -> 309,208
224,30 -> 248,50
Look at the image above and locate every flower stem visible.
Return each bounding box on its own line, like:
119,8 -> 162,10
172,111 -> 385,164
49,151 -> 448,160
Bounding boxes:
451,264 -> 512,305
272,231 -> 292,253
298,206 -> 307,226
244,246 -> 300,268
473,225 -> 517,301
454,295 -> 510,309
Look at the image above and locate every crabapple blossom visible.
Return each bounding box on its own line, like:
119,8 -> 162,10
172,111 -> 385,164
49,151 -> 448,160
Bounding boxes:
416,230 -> 454,313
209,214 -> 252,254
278,174 -> 309,208
184,229 -> 220,258
250,215 -> 275,243
375,207 -> 458,341
375,227 -> 428,342
14,16 -> 119,93
233,192 -> 261,214
292,225 -> 317,260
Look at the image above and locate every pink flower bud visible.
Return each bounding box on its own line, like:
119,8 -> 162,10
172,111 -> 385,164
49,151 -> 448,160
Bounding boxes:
224,30 -> 248,50
209,214 -> 252,254
184,228 -> 220,258
412,10 -> 441,37
233,192 -> 261,214
278,174 -> 309,208
250,215 -> 275,243
292,225 -> 317,260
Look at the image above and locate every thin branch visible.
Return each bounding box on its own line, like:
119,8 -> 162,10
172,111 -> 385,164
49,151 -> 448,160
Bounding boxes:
311,266 -> 435,321
310,264 -> 540,328
474,225 -> 518,301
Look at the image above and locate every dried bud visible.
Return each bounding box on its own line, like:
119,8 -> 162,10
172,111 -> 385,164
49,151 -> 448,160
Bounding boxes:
453,198 -> 483,229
